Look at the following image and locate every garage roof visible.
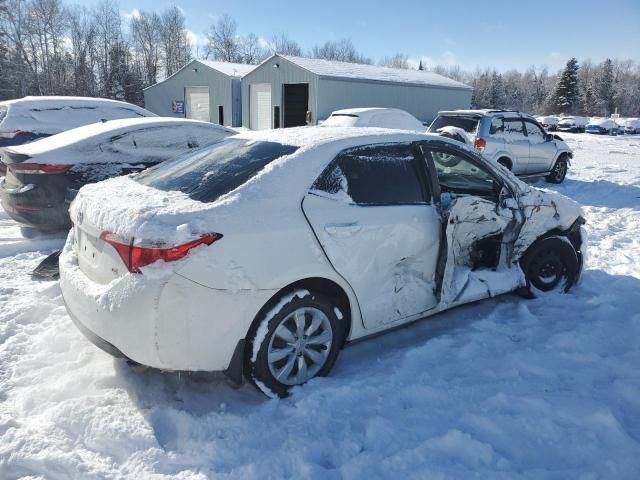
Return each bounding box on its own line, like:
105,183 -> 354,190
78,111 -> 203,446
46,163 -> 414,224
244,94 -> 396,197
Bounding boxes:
279,55 -> 471,90
197,60 -> 256,78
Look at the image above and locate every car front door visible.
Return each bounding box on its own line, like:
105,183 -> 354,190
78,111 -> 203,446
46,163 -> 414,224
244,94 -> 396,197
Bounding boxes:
302,143 -> 441,330
524,119 -> 556,174
419,143 -> 524,307
503,118 -> 529,175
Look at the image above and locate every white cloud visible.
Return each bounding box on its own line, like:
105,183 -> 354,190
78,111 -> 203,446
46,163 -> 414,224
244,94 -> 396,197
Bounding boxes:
124,8 -> 141,21
186,30 -> 208,47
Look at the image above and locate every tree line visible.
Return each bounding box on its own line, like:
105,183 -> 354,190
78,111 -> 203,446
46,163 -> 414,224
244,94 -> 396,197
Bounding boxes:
1,2 -> 639,117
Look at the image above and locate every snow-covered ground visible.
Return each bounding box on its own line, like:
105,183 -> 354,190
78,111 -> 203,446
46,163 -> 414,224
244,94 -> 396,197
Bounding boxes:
1,133 -> 640,479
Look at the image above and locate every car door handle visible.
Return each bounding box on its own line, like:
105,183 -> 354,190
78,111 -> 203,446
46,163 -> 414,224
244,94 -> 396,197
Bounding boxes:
324,223 -> 361,236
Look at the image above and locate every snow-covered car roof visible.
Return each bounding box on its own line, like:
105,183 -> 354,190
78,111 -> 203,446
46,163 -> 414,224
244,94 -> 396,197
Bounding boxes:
0,96 -> 155,135
4,117 -> 234,162
437,109 -> 529,120
587,118 -> 619,127
71,127 -> 489,242
322,108 -> 425,131
536,116 -> 560,124
558,116 -> 589,123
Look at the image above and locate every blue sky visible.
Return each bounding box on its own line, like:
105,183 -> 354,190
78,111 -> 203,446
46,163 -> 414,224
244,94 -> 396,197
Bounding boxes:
91,0 -> 639,71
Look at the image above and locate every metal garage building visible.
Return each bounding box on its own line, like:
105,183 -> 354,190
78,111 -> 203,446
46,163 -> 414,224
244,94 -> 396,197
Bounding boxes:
143,59 -> 255,127
241,54 -> 472,130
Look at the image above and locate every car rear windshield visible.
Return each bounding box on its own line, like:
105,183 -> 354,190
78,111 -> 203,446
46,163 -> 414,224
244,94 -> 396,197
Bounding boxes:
134,138 -> 298,203
430,115 -> 480,134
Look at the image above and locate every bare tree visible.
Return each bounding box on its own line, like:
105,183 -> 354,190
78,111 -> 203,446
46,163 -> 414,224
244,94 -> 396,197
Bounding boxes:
271,32 -> 302,56
68,5 -> 96,95
379,53 -> 409,69
311,39 -> 371,64
93,0 -> 122,97
130,10 -> 161,85
160,6 -> 190,77
238,32 -> 268,64
205,13 -> 239,62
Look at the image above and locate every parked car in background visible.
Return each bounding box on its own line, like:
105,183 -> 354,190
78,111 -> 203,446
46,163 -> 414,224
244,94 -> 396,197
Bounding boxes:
60,127 -> 586,397
556,116 -> 589,133
0,96 -> 156,176
321,108 -> 425,131
585,118 -> 623,135
621,118 -> 640,134
536,116 -> 560,131
0,118 -> 234,231
428,109 -> 573,183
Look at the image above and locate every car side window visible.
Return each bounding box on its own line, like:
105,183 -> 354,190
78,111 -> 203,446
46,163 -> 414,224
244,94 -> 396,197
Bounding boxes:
524,120 -> 546,144
490,117 -> 504,134
423,147 -> 498,198
312,144 -> 428,205
504,119 -> 526,139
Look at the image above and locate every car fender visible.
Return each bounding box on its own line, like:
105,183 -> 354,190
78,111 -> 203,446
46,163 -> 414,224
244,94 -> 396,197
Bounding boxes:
488,150 -> 514,167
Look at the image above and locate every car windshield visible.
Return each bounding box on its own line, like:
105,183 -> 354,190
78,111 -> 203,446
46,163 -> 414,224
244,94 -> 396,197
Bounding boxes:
134,138 -> 298,203
430,115 -> 480,134
0,106 -> 7,124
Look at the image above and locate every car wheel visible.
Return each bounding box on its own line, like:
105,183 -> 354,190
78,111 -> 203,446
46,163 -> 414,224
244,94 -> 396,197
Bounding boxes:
246,289 -> 344,397
520,236 -> 580,294
546,156 -> 568,184
497,158 -> 512,171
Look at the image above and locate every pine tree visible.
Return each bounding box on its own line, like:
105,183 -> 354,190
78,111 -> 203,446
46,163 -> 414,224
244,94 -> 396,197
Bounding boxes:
582,82 -> 597,115
489,72 -> 506,108
552,58 -> 580,114
418,59 -> 424,71
596,58 -> 614,115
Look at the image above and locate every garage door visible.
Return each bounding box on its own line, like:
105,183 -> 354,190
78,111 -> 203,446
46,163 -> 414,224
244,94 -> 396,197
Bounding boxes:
250,83 -> 272,130
185,87 -> 210,122
284,84 -> 309,127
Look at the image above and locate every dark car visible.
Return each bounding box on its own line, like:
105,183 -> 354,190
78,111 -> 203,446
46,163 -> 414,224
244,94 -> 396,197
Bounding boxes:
0,96 -> 156,175
0,118 -> 234,231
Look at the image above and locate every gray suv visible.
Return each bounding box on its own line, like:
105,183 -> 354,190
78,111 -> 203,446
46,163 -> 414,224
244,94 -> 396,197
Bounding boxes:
428,109 -> 573,183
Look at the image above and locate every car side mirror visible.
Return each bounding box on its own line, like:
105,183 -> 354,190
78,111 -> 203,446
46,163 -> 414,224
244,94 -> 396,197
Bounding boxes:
546,133 -> 554,142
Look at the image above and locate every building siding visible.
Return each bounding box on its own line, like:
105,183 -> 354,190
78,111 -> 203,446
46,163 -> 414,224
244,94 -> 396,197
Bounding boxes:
241,56 -> 318,128
316,78 -> 472,124
143,62 -> 238,127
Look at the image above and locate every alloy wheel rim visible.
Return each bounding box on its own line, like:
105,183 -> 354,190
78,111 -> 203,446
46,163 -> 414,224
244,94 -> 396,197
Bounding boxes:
554,161 -> 567,181
267,307 -> 333,386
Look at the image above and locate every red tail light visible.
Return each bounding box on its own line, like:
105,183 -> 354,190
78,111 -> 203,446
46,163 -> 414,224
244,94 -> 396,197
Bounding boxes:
8,163 -> 73,174
474,137 -> 487,153
100,232 -> 222,273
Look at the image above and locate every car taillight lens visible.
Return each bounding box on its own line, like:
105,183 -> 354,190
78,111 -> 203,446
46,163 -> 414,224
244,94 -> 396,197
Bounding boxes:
474,137 -> 486,152
7,163 -> 73,174
100,232 -> 222,273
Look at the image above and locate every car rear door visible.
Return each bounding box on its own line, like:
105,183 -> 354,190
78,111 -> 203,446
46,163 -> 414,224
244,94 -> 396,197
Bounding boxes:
302,143 -> 441,330
524,119 -> 556,174
503,118 -> 529,174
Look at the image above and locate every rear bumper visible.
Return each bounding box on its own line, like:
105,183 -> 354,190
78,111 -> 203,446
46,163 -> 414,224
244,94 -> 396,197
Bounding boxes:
59,235 -> 275,372
0,179 -> 70,231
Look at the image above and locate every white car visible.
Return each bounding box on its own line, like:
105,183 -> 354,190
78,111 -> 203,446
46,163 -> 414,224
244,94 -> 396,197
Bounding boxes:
321,108 -> 425,131
622,118 -> 640,134
60,127 -> 586,397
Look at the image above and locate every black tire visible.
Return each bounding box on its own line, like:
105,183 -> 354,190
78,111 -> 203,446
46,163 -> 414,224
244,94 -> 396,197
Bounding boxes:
546,156 -> 568,184
245,290 -> 345,397
497,158 -> 512,171
520,236 -> 580,295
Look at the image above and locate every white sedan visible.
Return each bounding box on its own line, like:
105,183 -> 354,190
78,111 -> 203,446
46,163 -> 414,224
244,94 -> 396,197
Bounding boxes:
60,127 -> 587,397
321,108 -> 425,131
